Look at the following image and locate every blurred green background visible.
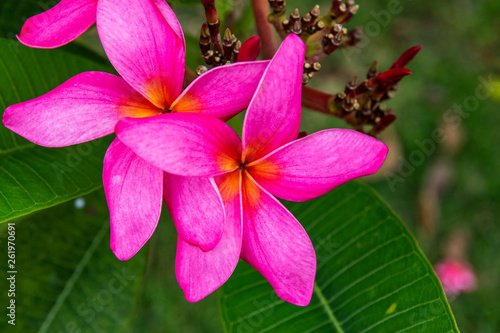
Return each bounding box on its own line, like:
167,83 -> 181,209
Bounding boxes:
1,0 -> 499,332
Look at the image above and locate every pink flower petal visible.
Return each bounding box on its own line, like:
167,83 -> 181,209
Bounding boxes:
171,61 -> 270,121
176,172 -> 242,302
242,34 -> 305,162
2,72 -> 158,147
115,113 -> 241,177
97,0 -> 185,109
18,0 -> 97,49
164,173 -> 225,251
153,0 -> 185,47
435,260 -> 476,297
103,139 -> 163,260
249,129 -> 388,201
240,173 -> 316,306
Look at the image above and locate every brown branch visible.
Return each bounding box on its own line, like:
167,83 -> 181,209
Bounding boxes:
184,67 -> 197,87
251,0 -> 276,59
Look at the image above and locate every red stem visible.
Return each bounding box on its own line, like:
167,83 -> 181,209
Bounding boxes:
301,86 -> 334,114
250,0 -> 276,59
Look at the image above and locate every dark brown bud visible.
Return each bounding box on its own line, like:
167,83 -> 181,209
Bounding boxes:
310,5 -> 320,20
315,20 -> 325,32
199,22 -> 211,56
336,1 -> 357,24
335,91 -> 346,104
331,23 -> 343,34
302,73 -> 310,85
282,19 -> 290,31
342,91 -> 357,112
232,40 -> 241,62
223,28 -> 235,62
290,8 -> 300,26
344,75 -> 358,93
291,20 -> 302,35
301,13 -> 313,30
367,60 -> 378,79
330,0 -> 345,18
203,50 -> 214,65
270,0 -> 286,14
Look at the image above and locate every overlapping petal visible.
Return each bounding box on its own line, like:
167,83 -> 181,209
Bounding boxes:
164,173 -> 224,251
115,113 -> 241,177
176,172 -> 242,302
240,173 -> 316,306
153,0 -> 185,47
171,61 -> 270,121
242,34 -> 305,162
18,0 -> 97,49
103,139 -> 163,260
249,129 -> 388,202
97,0 -> 185,109
2,72 -> 158,147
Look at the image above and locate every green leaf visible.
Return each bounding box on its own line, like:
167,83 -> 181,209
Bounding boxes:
219,181 -> 459,332
0,190 -> 147,332
0,38 -> 114,223
0,0 -> 46,36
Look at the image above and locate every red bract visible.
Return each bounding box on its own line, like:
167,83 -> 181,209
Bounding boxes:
391,45 -> 422,69
238,36 -> 261,62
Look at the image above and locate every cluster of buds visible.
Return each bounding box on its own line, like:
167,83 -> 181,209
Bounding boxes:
278,6 -> 325,37
198,0 -> 260,74
327,0 -> 359,25
302,61 -> 321,85
268,0 -> 362,66
196,0 -> 420,137
199,23 -> 240,67
327,46 -> 421,136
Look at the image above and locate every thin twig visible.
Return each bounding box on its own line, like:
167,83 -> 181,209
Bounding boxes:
184,67 -> 197,87
250,0 -> 276,59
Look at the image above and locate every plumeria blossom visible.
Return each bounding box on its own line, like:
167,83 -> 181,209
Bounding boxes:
3,0 -> 269,259
116,34 -> 389,305
435,259 -> 477,298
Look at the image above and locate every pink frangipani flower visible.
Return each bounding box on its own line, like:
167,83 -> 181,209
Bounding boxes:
3,0 -> 269,259
435,259 -> 476,298
115,34 -> 389,305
